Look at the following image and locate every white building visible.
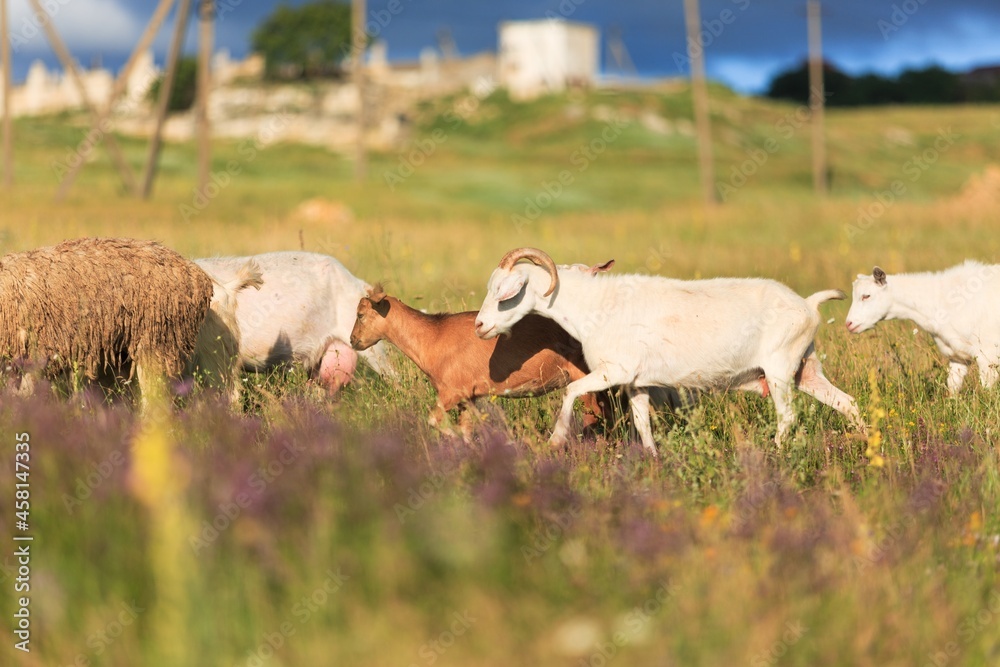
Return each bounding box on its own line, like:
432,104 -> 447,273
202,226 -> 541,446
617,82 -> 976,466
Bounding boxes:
0,52 -> 158,117
498,19 -> 599,100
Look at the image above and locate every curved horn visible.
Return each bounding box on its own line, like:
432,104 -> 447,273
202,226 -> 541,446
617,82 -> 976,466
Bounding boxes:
497,247 -> 559,297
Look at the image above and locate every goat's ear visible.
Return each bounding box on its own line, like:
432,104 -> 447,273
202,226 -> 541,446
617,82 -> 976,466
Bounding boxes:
872,267 -> 887,286
493,272 -> 526,302
372,298 -> 390,317
368,283 -> 387,302
591,259 -> 615,274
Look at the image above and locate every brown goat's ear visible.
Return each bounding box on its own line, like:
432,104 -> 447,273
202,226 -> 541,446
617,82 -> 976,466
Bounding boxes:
872,267 -> 887,286
371,297 -> 390,318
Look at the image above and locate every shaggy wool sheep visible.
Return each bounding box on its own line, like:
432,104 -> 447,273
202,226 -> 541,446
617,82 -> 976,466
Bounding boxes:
0,237 -> 213,403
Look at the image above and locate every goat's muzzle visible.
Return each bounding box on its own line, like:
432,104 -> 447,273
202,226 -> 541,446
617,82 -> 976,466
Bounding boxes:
474,319 -> 495,339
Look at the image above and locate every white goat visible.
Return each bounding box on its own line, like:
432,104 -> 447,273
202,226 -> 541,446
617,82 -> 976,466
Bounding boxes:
473,248 -> 863,453
195,252 -> 393,391
846,263 -> 1000,395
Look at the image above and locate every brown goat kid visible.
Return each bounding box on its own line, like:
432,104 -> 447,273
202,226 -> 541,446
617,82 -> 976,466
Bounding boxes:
350,286 -> 608,436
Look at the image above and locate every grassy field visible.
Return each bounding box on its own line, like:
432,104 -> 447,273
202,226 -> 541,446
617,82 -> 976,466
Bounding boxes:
1,84 -> 1000,666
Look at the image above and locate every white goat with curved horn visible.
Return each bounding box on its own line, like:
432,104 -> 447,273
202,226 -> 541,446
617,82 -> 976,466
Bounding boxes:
474,247 -> 863,453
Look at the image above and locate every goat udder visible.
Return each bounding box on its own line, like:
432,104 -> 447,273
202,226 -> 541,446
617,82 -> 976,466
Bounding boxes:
317,341 -> 359,393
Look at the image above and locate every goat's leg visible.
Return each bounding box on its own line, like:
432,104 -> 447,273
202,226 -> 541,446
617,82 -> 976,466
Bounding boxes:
625,388 -> 657,455
795,351 -> 865,432
458,401 -> 485,441
761,361 -> 799,447
358,341 -> 396,378
228,373 -> 243,409
429,391 -> 466,436
428,403 -> 448,430
947,361 -> 970,396
428,398 -> 457,433
550,372 -> 617,448
976,355 -> 998,391
578,390 -> 611,430
768,381 -> 795,447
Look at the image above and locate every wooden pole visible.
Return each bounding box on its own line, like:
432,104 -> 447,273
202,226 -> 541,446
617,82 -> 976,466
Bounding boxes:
141,0 -> 192,199
196,0 -> 214,193
808,0 -> 827,195
28,0 -> 139,194
683,0 -> 717,206
1,0 -> 12,187
56,0 -> 176,200
352,0 -> 367,181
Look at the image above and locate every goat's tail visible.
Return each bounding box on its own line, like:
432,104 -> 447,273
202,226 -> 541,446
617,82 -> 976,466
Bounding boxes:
805,289 -> 846,311
228,259 -> 264,294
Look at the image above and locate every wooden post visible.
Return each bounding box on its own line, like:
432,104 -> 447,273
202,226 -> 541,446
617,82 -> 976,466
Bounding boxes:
141,0 -> 192,199
808,0 -> 827,195
352,0 -> 367,181
1,0 -> 12,187
683,0 -> 717,206
28,0 -> 138,194
56,0 -> 176,200
196,0 -> 214,194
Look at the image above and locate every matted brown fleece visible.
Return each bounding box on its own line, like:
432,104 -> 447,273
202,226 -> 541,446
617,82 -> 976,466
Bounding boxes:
0,237 -> 213,381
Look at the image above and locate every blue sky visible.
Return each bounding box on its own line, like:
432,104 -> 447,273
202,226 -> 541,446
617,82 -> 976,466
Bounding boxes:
4,0 -> 1000,94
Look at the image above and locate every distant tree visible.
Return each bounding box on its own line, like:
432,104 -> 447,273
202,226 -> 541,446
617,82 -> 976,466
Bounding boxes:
251,1 -> 353,80
764,62 -> 810,103
764,60 -> 857,105
896,66 -> 961,104
148,57 -> 198,112
848,73 -> 902,106
764,61 -> 977,106
963,79 -> 1000,103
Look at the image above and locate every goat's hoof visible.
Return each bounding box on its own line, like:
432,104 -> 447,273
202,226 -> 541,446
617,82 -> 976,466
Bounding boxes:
548,435 -> 569,450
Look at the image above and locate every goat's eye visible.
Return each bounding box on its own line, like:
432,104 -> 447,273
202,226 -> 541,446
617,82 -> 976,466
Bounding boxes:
357,312 -> 363,319
860,294 -> 870,301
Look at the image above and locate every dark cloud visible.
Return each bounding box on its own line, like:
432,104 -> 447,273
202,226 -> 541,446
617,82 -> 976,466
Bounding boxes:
352,0 -> 1000,91
5,0 -> 1000,93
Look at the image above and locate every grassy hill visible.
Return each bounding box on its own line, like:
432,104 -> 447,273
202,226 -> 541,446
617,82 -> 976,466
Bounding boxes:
4,84 -> 999,288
